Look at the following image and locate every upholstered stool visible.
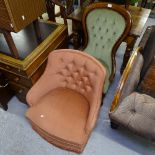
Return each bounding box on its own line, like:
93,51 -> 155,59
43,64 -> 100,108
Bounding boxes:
110,92 -> 155,141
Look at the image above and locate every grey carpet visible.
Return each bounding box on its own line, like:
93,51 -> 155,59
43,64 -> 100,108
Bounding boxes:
1,18 -> 155,155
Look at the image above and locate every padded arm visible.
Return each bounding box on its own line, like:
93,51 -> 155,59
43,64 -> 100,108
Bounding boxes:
85,92 -> 103,134
109,47 -> 144,113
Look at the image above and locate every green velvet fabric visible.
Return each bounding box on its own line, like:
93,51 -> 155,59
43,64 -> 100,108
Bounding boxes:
84,9 -> 126,92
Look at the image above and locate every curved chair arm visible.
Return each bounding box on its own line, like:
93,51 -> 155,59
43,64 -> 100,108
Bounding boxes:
109,47 -> 143,113
85,93 -> 103,134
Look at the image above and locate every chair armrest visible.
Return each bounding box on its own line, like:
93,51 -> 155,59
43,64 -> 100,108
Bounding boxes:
109,47 -> 143,113
85,93 -> 103,134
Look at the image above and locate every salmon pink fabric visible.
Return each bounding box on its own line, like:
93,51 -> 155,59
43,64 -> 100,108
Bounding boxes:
26,49 -> 106,153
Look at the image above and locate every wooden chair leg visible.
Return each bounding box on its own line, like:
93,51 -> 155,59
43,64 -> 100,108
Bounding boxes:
111,121 -> 119,129
0,103 -> 8,111
46,0 -> 56,22
2,30 -> 19,59
33,20 -> 42,44
101,93 -> 105,106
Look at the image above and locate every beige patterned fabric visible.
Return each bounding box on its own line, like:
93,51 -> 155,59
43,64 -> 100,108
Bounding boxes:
110,92 -> 155,141
119,52 -> 144,103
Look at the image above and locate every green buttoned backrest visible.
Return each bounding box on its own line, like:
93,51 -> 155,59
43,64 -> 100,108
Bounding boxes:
83,3 -> 131,92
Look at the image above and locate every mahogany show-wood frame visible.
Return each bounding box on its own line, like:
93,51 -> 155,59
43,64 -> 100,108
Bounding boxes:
82,2 -> 132,83
109,47 -> 141,113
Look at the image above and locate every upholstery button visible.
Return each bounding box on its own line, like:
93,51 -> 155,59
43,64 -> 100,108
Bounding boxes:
79,68 -> 84,74
77,80 -> 83,86
113,32 -> 116,35
62,80 -> 67,86
81,88 -> 85,92
71,84 -> 76,89
67,76 -> 73,82
61,58 -> 64,62
92,26 -> 95,29
93,34 -> 96,37
61,68 -> 68,76
73,71 -> 79,78
82,76 -> 89,83
100,36 -> 103,39
71,60 -> 75,64
86,86 -> 92,92
93,71 -> 97,75
106,29 -> 108,33
102,45 -> 104,49
96,43 -> 98,46
97,18 -> 100,21
67,63 -> 73,71
99,27 -> 101,31
57,71 -> 63,76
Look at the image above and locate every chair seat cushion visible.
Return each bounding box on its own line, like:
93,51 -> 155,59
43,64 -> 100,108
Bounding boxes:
26,88 -> 90,151
110,92 -> 155,140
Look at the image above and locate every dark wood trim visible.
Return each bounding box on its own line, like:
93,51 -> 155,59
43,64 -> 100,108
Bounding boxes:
82,2 -> 132,82
33,20 -> 42,44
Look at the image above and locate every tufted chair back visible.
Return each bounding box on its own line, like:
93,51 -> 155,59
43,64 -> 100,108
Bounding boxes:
27,49 -> 106,108
82,2 -> 132,92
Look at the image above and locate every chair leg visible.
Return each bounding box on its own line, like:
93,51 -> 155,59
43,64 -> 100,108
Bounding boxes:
0,103 -> 8,111
152,3 -> 155,9
110,121 -> 119,129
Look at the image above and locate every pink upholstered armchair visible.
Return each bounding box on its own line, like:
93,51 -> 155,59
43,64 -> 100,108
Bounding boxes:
26,49 -> 106,153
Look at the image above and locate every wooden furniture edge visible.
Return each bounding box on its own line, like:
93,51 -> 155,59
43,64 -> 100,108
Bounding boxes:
4,0 -> 18,31
109,47 -> 141,112
0,22 -> 67,70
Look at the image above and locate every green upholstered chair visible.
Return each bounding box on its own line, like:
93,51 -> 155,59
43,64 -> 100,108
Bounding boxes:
82,2 -> 132,92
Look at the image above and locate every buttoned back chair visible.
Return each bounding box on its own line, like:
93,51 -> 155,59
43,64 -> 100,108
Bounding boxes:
82,2 -> 132,92
26,49 -> 106,153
